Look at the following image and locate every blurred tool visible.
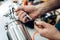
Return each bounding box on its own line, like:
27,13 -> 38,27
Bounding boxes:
4,0 -> 32,40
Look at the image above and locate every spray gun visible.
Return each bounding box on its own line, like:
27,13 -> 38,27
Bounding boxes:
3,0 -> 34,40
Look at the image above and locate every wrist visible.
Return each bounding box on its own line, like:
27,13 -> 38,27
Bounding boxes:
35,3 -> 49,16
55,32 -> 60,40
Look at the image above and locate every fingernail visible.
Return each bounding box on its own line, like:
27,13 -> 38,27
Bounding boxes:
36,21 -> 40,24
35,20 -> 42,25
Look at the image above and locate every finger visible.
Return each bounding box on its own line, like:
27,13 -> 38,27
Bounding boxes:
34,24 -> 43,33
35,20 -> 49,28
18,11 -> 24,21
15,10 -> 24,16
19,11 -> 24,17
18,13 -> 21,21
20,12 -> 26,19
16,10 -> 20,16
22,16 -> 29,23
15,6 -> 31,12
18,12 -> 29,23
15,7 -> 20,12
15,6 -> 25,12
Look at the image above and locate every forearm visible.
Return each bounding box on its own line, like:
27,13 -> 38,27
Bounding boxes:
38,0 -> 60,15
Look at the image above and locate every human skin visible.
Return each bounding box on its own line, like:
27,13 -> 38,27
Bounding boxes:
15,0 -> 60,40
34,20 -> 60,40
15,0 -> 60,23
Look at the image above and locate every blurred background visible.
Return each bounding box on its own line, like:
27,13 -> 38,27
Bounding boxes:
0,0 -> 60,40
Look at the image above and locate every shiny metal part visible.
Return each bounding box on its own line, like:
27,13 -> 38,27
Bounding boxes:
3,2 -> 32,40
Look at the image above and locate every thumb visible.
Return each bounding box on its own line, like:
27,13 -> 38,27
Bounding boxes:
35,20 -> 49,28
15,6 -> 31,12
15,6 -> 25,12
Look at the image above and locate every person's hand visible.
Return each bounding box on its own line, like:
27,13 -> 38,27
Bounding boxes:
15,5 -> 41,23
34,20 -> 60,40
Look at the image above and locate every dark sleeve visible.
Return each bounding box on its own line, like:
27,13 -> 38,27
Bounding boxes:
55,20 -> 60,31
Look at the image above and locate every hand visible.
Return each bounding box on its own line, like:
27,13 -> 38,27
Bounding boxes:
34,20 -> 60,40
15,5 -> 40,23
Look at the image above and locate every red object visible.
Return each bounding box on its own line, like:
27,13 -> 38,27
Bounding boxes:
23,0 -> 28,5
